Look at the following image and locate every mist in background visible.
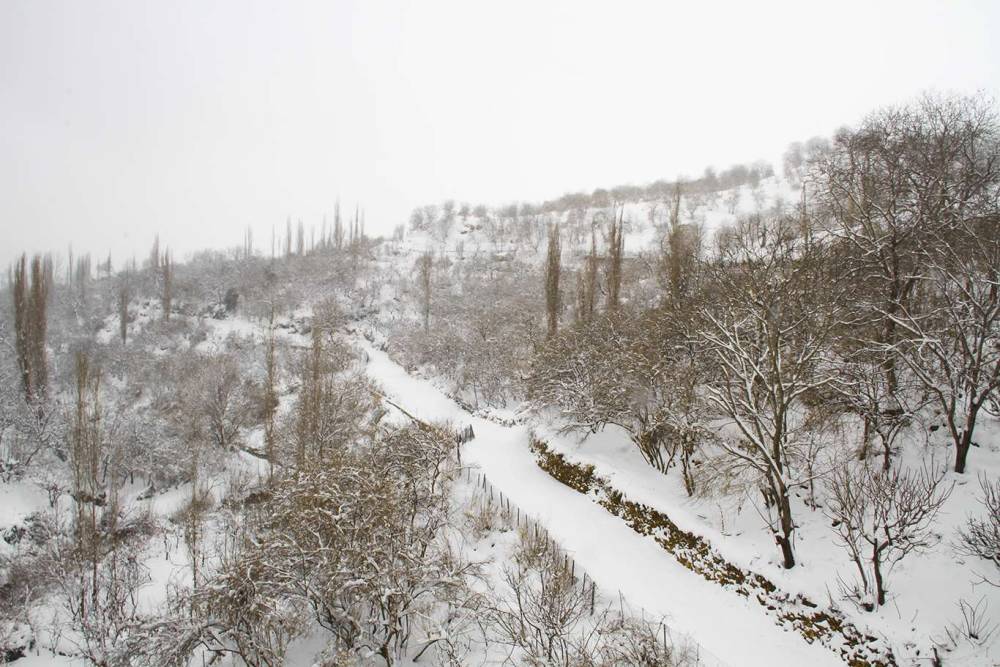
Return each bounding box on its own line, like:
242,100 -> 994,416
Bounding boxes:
2,0 -> 998,268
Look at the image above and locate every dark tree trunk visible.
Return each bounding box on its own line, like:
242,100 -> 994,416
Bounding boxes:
777,488 -> 796,569
859,415 -> 871,461
873,548 -> 886,607
955,430 -> 971,474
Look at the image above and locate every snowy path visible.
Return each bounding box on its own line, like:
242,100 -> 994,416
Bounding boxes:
362,345 -> 846,667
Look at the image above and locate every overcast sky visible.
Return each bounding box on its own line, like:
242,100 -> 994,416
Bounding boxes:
2,0 -> 999,268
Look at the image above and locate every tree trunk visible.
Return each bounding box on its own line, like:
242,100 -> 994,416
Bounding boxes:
955,400 -> 985,474
881,430 -> 892,472
859,415 -> 871,461
873,548 -> 886,607
955,429 -> 971,474
776,487 -> 796,569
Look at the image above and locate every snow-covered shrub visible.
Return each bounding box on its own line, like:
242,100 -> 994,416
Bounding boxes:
486,528 -> 593,665
958,474 -> 1000,586
285,332 -> 381,468
464,493 -> 510,539
948,597 -> 998,646
529,311 -> 708,488
312,295 -> 346,335
388,255 -> 541,408
594,616 -> 699,667
136,420 -> 470,665
484,524 -> 698,666
825,461 -> 953,609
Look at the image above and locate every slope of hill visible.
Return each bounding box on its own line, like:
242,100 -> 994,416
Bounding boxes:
2,116 -> 999,666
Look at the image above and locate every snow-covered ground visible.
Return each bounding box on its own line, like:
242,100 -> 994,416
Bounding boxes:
360,340 -> 847,667
373,173 -> 1000,666
397,175 -> 796,270
5,172 -> 997,665
529,419 -> 1000,665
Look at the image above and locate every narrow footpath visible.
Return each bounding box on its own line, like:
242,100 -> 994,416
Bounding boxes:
363,344 -> 846,667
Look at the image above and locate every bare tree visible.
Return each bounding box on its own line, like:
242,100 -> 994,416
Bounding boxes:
529,312 -> 709,485
825,461 -> 952,609
292,327 -> 376,469
11,253 -> 51,403
957,475 -> 1000,586
202,354 -> 253,452
149,235 -> 160,272
160,249 -> 173,321
30,255 -> 51,400
117,270 -> 131,345
242,422 -> 463,665
70,350 -> 104,619
263,307 -> 278,482
64,349 -> 149,663
834,348 -> 917,470
417,252 -> 433,332
11,255 -> 31,399
334,199 -> 344,250
887,216 -> 1000,473
810,94 -> 1000,471
545,222 -> 561,338
487,531 -> 591,665
699,215 -> 840,568
485,522 -> 695,666
243,225 -> 253,260
295,327 -> 324,470
576,231 -> 598,324
661,183 -> 703,308
74,253 -> 91,300
606,210 -> 624,312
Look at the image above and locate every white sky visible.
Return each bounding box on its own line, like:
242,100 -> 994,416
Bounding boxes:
2,0 -> 998,268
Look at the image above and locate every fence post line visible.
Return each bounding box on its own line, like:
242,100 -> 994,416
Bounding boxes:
452,460 -> 664,642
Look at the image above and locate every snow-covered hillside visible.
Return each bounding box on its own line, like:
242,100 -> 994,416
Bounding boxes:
3,101 -> 1000,667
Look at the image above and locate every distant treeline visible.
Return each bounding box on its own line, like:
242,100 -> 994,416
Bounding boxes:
409,160 -> 775,233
